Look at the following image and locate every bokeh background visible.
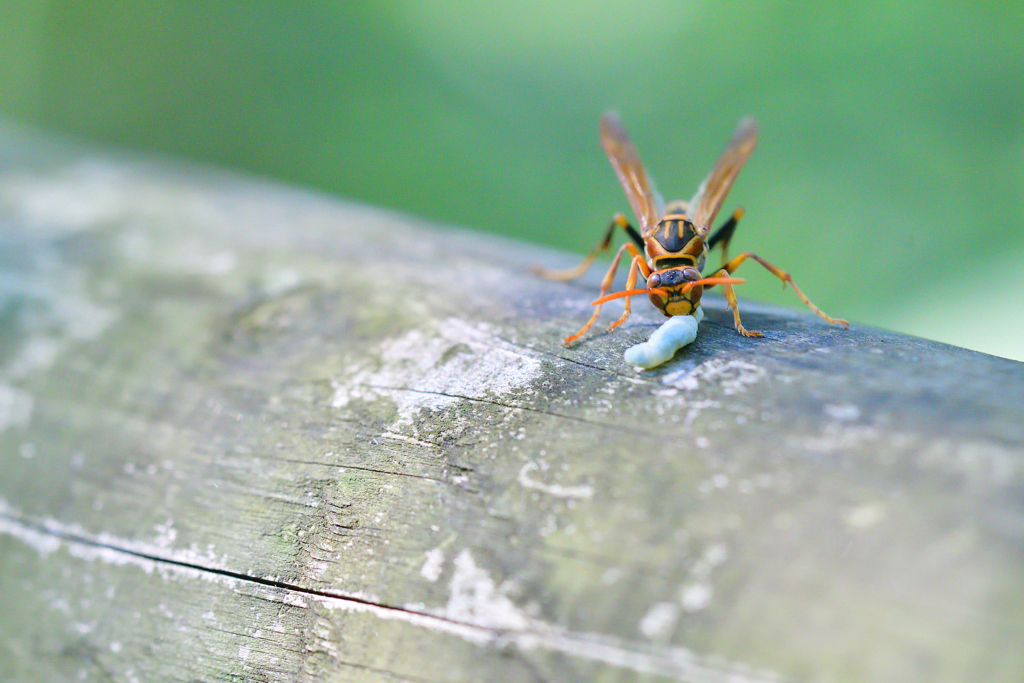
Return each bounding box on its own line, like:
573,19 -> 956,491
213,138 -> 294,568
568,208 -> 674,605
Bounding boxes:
1,1 -> 1022,359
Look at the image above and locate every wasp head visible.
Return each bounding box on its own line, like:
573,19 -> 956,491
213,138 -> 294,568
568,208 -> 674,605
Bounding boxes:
647,266 -> 703,316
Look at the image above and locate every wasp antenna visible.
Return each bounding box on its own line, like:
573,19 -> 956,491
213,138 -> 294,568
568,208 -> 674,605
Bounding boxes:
680,277 -> 746,293
591,288 -> 668,306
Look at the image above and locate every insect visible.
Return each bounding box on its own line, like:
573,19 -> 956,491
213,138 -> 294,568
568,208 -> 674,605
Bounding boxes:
536,112 -> 849,346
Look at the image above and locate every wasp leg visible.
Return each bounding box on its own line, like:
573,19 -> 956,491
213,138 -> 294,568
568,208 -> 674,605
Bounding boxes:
606,246 -> 652,333
564,242 -> 634,346
533,213 -> 643,281
710,273 -> 763,337
705,207 -> 744,269
717,252 -> 850,329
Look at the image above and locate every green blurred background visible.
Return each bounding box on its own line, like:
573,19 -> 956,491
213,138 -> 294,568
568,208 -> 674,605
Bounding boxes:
1,1 -> 1022,359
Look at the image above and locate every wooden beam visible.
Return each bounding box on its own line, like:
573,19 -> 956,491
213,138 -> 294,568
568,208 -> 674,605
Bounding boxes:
1,122 -> 1023,682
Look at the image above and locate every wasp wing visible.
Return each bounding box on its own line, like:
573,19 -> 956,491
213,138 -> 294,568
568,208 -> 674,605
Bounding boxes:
599,112 -> 665,235
689,117 -> 758,237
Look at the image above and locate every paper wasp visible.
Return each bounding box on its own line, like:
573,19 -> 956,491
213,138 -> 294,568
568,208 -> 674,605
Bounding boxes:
536,112 -> 849,346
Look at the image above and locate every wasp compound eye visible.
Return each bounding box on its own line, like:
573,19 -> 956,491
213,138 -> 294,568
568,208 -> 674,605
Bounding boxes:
647,272 -> 662,288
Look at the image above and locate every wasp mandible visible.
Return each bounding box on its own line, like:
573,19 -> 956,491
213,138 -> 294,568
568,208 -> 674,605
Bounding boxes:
536,112 -> 849,346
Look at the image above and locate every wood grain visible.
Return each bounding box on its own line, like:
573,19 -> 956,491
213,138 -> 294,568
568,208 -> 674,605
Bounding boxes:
1,122 -> 1022,682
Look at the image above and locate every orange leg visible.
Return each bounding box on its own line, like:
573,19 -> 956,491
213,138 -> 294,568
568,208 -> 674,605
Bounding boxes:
711,273 -> 762,337
626,242 -> 652,278
607,253 -> 645,333
564,243 -> 652,346
715,252 -> 850,332
534,213 -> 636,281
564,243 -> 633,345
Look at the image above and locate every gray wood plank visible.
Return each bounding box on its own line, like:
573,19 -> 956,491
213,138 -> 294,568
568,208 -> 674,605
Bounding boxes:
1,122 -> 1022,682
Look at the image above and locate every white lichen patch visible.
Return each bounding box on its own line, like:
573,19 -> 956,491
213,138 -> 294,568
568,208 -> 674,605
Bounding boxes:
53,293 -> 120,341
0,243 -> 122,395
696,543 -> 729,573
1,265 -> 119,350
331,317 -> 542,426
0,498 -> 231,583
1,160 -> 130,236
907,435 -> 1019,486
517,461 -> 594,500
665,542 -> 729,615
795,422 -> 880,454
153,519 -> 178,548
4,336 -> 61,379
119,228 -> 248,281
0,500 -> 60,556
261,267 -> 304,297
399,547 -> 780,680
0,385 -> 34,432
679,583 -> 713,612
844,502 -> 887,529
440,550 -> 530,631
661,358 -> 767,395
72,621 -> 97,635
824,403 -> 861,421
640,358 -> 765,432
420,548 -> 445,583
639,602 -> 679,638
206,250 -> 238,275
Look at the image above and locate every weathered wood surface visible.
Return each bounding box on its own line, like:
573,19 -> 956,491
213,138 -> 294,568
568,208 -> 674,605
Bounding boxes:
0,122 -> 1023,683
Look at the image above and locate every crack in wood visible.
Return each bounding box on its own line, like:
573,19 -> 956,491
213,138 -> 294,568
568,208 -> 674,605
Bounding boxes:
266,455 -> 450,485
0,508 -> 500,633
0,509 -> 781,683
350,383 -> 657,438
466,329 -> 649,384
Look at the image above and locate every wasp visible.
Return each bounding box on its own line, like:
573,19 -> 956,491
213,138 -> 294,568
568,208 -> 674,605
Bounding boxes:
536,112 -> 849,346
